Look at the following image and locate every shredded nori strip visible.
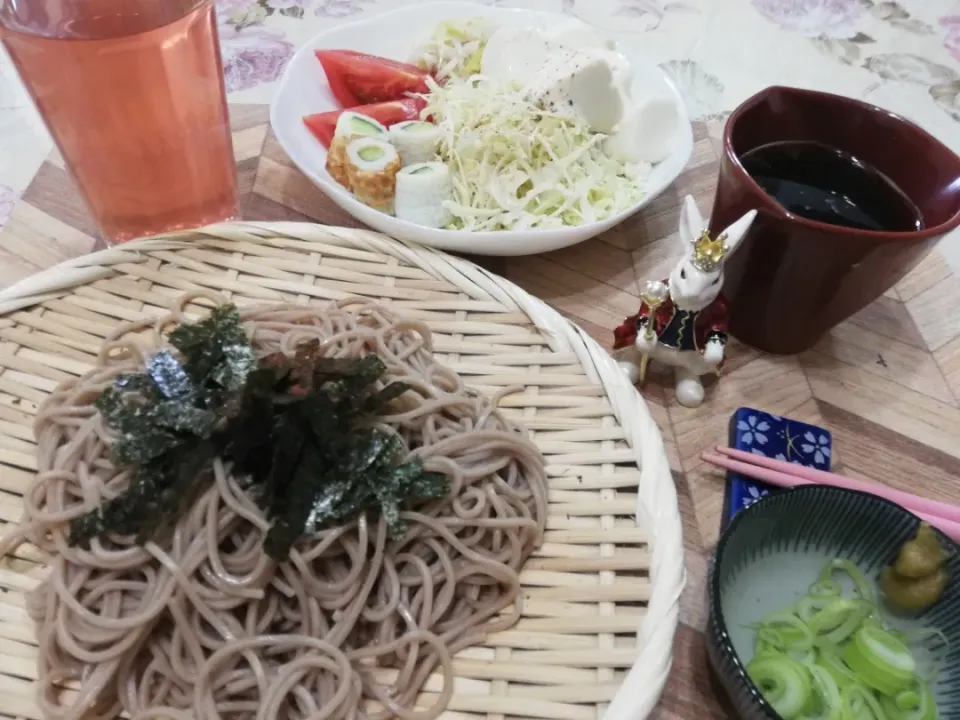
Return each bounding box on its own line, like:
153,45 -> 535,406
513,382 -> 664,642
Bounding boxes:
69,304 -> 450,558
167,304 -> 255,393
222,340 -> 448,557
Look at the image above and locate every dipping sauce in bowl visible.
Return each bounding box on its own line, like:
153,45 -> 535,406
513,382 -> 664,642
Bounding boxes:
706,485 -> 960,720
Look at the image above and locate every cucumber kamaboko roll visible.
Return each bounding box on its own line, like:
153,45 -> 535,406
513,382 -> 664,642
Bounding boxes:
326,112 -> 387,190
395,162 -> 453,228
388,121 -> 441,167
345,137 -> 401,213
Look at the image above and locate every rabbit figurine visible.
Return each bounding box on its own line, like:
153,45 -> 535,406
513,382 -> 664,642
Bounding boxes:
613,195 -> 757,408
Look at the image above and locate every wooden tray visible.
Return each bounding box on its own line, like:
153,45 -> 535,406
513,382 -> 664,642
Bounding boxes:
0,223 -> 683,720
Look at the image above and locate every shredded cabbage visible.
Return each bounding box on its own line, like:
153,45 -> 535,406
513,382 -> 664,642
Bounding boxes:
423,75 -> 649,232
412,18 -> 492,80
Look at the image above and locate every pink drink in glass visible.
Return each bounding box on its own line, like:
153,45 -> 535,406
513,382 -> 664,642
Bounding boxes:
0,0 -> 237,243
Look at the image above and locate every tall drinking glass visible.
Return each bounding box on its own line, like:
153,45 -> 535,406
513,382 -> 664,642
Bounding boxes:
0,0 -> 237,244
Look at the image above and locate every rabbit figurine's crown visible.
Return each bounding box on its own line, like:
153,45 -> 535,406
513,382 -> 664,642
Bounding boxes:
690,229 -> 728,273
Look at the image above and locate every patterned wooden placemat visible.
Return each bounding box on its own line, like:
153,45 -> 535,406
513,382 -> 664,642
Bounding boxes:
1,104 -> 959,719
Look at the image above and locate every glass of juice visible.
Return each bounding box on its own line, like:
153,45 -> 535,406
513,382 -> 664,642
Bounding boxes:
0,0 -> 238,244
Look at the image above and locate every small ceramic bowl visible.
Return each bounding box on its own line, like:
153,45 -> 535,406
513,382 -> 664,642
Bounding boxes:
706,484 -> 960,719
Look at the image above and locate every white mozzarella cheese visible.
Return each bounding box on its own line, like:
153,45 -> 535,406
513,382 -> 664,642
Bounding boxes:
541,22 -> 615,52
603,96 -> 681,164
480,27 -> 555,87
524,49 -> 625,133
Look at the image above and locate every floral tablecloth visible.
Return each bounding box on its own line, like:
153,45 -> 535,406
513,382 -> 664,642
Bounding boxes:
4,0 -> 960,268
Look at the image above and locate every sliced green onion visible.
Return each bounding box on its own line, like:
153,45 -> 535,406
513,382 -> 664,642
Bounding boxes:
809,580 -> 843,598
817,601 -> 871,647
798,596 -> 837,623
806,663 -> 843,720
755,646 -> 787,661
789,648 -> 817,664
895,690 -> 921,711
843,626 -> 916,696
817,647 -> 861,690
747,656 -> 812,719
758,627 -> 787,651
841,683 -> 887,719
819,559 -> 875,605
757,611 -> 815,651
747,559 -> 945,720
879,683 -> 935,720
808,600 -> 861,635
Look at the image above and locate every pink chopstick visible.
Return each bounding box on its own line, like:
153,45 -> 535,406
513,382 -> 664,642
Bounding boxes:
713,446 -> 960,523
701,446 -> 960,543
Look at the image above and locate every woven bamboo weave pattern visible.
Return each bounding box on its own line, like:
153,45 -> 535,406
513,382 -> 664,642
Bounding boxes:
0,223 -> 683,720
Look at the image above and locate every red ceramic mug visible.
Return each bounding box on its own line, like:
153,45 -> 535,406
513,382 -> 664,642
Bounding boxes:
709,86 -> 960,355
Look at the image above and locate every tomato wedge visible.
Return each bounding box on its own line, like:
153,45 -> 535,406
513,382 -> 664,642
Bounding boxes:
315,50 -> 431,106
322,60 -> 362,108
302,98 -> 427,148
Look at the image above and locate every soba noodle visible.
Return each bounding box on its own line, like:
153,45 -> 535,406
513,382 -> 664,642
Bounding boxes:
2,293 -> 548,720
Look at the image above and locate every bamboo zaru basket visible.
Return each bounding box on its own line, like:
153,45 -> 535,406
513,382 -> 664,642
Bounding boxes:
0,223 -> 684,720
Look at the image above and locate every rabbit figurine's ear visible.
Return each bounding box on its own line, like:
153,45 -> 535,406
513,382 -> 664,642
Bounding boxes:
678,195 -> 705,246
720,209 -> 759,257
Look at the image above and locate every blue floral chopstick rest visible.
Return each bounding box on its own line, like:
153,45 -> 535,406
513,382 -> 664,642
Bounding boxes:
721,408 -> 833,529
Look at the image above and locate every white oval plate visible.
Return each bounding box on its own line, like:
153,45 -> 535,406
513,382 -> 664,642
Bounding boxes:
270,1 -> 693,256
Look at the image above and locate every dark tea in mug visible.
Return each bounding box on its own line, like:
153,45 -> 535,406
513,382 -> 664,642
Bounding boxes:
709,86 -> 960,355
738,140 -> 923,233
